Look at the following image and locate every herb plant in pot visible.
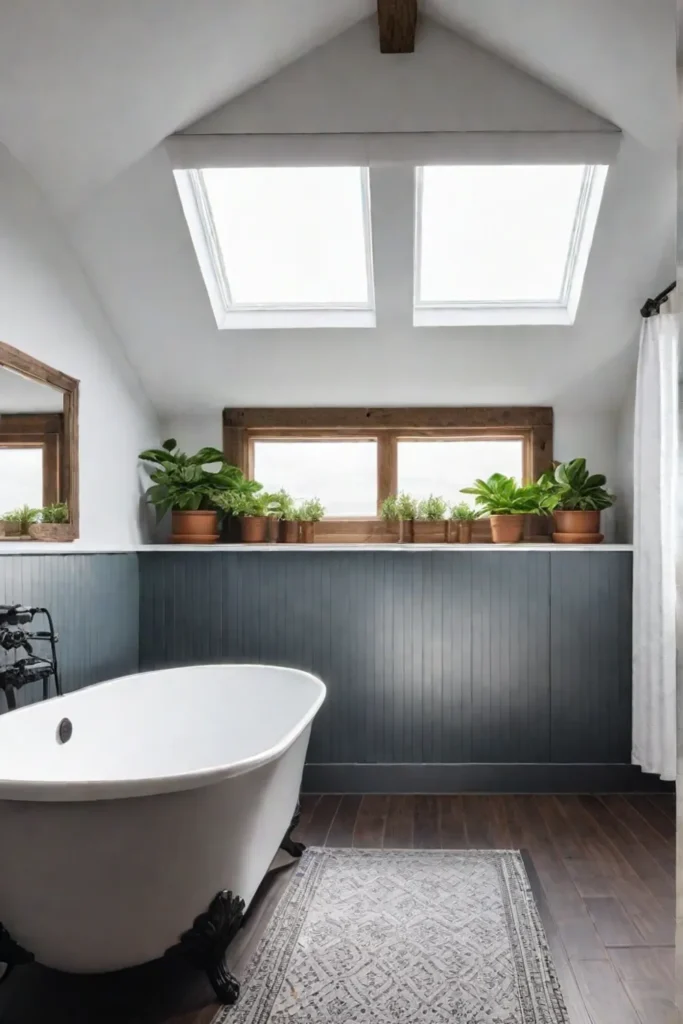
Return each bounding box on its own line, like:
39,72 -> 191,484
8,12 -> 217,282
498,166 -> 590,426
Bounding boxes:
297,498 -> 325,543
281,506 -> 301,543
414,495 -> 447,543
543,458 -> 615,543
29,503 -> 70,541
270,490 -> 297,543
379,494 -> 410,543
449,502 -> 478,543
139,439 -> 249,544
1,505 -> 40,538
461,474 -> 549,544
396,493 -> 419,543
214,490 -> 277,543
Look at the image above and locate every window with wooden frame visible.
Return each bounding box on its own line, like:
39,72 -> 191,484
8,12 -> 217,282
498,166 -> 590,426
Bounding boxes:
223,408 -> 553,543
0,414 -> 64,511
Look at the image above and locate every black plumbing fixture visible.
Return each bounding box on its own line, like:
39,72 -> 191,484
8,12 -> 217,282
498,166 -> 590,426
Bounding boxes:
0,605 -> 60,710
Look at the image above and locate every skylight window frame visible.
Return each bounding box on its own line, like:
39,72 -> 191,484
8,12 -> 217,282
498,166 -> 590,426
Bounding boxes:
175,167 -> 376,330
413,164 -> 608,327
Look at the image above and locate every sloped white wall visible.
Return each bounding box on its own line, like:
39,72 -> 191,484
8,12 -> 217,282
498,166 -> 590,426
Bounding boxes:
0,146 -> 159,546
185,17 -> 615,137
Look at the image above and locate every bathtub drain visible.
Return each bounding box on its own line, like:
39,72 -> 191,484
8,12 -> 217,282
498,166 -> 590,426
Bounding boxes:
57,718 -> 72,744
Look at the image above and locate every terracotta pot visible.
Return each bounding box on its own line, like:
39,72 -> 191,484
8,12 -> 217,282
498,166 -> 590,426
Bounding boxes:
552,531 -> 604,544
412,520 -> 447,544
299,522 -> 315,543
28,524 -> 72,542
240,516 -> 269,543
489,514 -> 525,544
1,522 -> 20,537
458,521 -> 473,544
398,520 -> 414,544
553,509 -> 601,537
171,510 -> 219,544
280,520 -> 300,543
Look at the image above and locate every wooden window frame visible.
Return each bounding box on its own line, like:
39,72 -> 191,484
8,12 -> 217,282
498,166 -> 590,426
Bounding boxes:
0,341 -> 79,540
223,407 -> 553,543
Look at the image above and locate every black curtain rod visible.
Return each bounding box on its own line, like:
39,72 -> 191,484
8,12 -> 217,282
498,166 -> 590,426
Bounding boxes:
640,281 -> 676,318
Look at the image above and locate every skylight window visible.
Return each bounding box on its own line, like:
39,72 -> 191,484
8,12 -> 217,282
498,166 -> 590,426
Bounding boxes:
414,164 -> 607,326
175,166 -> 375,329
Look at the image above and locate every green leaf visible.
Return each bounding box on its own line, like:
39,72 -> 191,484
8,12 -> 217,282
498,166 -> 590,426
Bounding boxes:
162,438 -> 177,452
139,447 -> 178,465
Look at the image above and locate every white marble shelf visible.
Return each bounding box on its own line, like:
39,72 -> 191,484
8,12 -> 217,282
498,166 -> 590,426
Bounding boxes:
0,542 -> 634,554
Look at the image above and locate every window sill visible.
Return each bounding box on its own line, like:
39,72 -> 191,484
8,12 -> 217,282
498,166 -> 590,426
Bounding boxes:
136,543 -> 633,553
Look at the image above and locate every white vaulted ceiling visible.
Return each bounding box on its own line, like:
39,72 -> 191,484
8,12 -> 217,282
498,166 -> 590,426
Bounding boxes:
0,0 -> 374,210
0,0 -> 676,415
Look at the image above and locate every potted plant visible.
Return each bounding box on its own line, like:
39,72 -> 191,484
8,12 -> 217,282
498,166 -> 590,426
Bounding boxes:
449,502 -> 478,543
297,498 -> 325,543
541,458 -> 615,543
414,494 -> 447,543
1,505 -> 40,538
213,489 -> 277,543
139,439 -> 251,544
380,493 -> 418,543
460,474 -> 551,544
29,503 -> 70,541
270,490 -> 297,543
281,507 -> 301,543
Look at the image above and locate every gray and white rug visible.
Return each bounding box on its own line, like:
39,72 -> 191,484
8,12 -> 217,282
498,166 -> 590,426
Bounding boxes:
213,848 -> 568,1023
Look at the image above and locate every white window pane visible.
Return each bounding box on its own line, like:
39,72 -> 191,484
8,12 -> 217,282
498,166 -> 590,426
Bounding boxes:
0,448 -> 43,511
202,167 -> 371,306
418,165 -> 586,303
253,441 -> 377,516
397,440 -> 524,506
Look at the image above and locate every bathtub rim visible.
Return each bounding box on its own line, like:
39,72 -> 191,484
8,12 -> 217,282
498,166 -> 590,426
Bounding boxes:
0,663 -> 326,803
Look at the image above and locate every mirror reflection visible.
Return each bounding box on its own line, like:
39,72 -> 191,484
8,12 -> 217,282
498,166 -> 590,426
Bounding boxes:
0,367 -> 65,520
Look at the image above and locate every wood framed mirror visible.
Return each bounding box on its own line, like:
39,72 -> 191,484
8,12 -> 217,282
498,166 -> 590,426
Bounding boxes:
0,341 -> 79,541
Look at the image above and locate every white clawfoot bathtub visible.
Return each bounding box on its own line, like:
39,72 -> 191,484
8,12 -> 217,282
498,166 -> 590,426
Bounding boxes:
0,664 -> 325,996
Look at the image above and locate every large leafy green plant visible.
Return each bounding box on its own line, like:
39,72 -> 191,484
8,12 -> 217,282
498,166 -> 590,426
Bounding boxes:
139,439 -> 255,520
461,474 -> 552,516
542,458 -> 615,512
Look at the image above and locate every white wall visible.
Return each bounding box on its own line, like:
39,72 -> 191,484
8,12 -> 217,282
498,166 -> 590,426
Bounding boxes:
554,408 -> 621,542
0,146 -> 159,546
614,372 -> 637,544
185,17 -> 614,138
159,415 -> 222,454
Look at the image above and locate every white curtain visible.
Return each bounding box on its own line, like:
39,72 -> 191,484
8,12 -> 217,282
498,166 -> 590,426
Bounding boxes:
632,312 -> 679,780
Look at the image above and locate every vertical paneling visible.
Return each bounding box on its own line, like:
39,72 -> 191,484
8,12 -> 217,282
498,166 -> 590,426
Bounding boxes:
471,553 -> 551,762
0,555 -> 139,712
139,551 -> 562,765
550,552 -> 632,762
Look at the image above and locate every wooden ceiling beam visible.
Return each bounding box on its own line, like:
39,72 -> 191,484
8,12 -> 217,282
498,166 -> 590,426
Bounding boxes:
377,0 -> 417,54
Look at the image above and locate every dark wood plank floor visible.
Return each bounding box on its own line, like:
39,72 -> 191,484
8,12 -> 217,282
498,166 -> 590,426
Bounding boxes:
0,795 -> 675,1024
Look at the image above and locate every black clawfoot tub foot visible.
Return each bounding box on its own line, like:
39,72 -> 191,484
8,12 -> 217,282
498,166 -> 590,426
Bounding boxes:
0,923 -> 34,984
280,802 -> 306,858
168,890 -> 245,1005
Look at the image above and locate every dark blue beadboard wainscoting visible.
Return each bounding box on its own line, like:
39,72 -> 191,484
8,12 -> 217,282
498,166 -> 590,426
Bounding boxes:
138,549 -> 648,793
0,554 -> 139,711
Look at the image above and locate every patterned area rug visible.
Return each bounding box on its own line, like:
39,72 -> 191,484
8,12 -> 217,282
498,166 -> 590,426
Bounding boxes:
213,848 -> 568,1023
